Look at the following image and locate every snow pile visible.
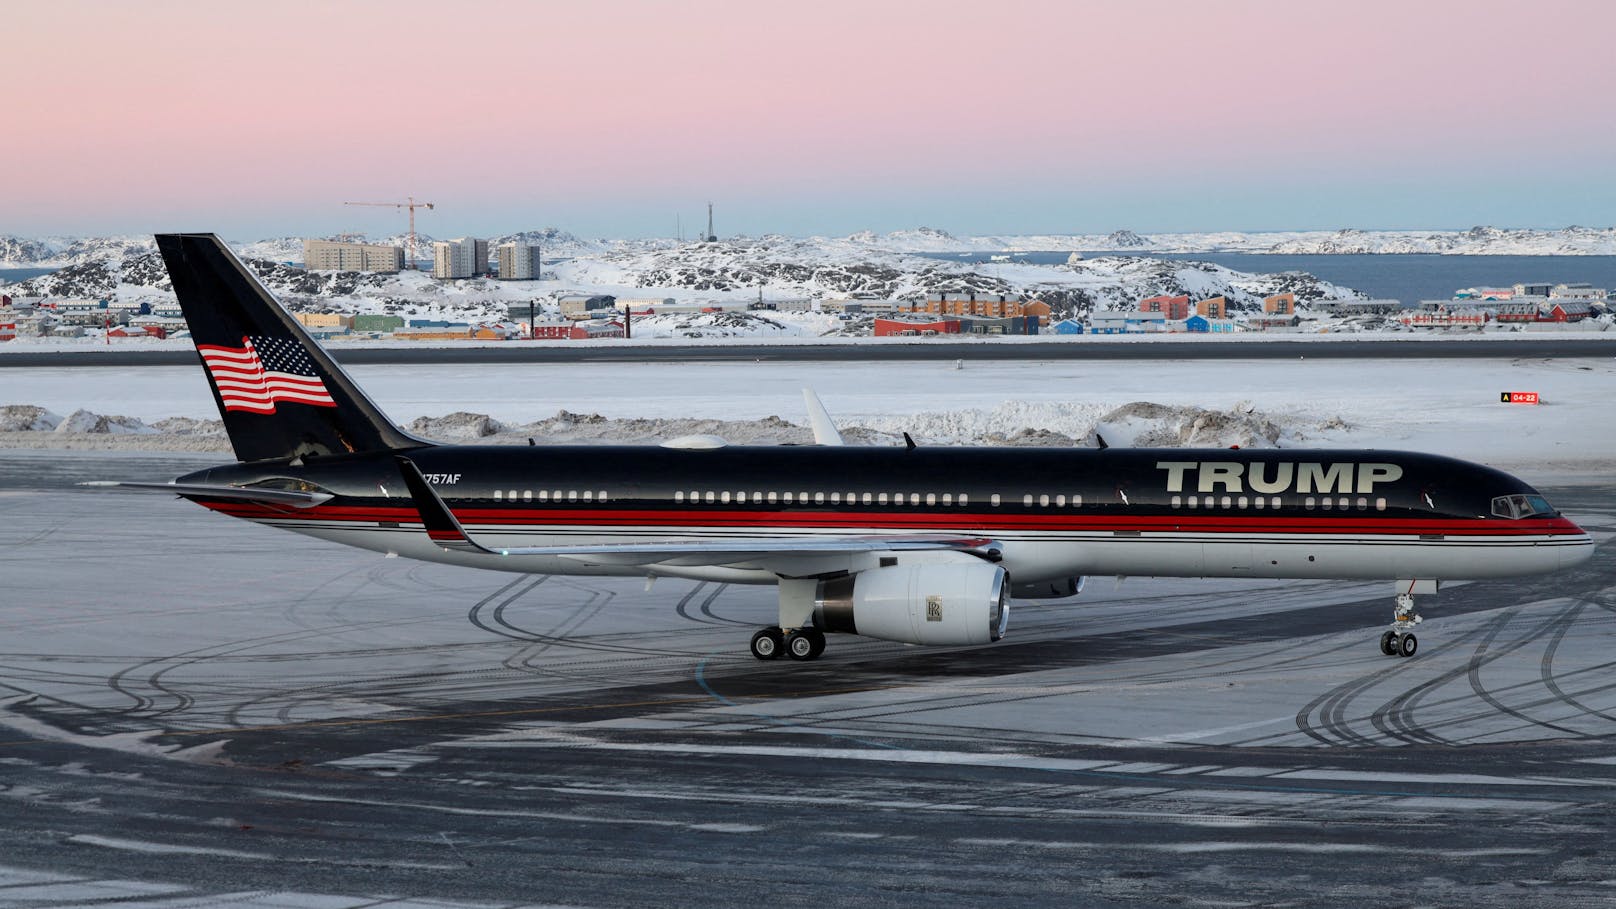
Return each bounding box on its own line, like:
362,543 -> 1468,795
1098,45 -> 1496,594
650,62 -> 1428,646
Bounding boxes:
54,408 -> 156,434
0,405 -> 61,431
844,399 -> 1318,449
150,416 -> 229,437
1091,402 -> 1285,449
481,411 -> 822,446
624,311 -> 840,339
851,400 -> 1106,445
407,411 -> 508,440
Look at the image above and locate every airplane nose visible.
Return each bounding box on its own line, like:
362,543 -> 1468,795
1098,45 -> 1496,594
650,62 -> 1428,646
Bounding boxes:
1561,522 -> 1595,570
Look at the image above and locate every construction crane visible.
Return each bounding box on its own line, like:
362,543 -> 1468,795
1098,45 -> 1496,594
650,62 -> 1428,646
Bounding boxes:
344,197 -> 435,269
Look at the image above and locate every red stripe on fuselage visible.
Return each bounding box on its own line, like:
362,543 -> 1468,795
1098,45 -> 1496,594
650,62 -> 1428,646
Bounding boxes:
190,500 -> 1587,538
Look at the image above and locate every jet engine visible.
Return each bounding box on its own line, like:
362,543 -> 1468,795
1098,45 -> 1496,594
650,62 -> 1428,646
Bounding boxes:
1011,576 -> 1086,600
812,563 -> 1008,646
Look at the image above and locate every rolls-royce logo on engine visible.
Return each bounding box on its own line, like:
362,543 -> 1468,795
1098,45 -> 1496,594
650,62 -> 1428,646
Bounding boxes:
926,596 -> 943,622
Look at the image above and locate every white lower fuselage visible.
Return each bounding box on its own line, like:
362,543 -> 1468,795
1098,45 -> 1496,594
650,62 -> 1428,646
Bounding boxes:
236,514 -> 1589,586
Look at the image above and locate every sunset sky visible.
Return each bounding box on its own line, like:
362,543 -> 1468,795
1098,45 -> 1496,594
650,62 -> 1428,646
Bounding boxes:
8,0 -> 1614,239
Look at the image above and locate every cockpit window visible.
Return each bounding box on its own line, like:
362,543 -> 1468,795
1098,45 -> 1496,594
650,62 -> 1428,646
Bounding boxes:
1491,494 -> 1557,519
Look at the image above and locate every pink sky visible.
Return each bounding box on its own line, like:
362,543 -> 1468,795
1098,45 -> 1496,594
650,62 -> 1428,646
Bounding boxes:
7,0 -> 1615,238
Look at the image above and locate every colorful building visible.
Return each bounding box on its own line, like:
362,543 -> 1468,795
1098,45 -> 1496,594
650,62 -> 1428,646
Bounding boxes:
1139,294 -> 1191,320
908,293 -> 1050,325
1089,311 -> 1167,334
1263,293 -> 1296,315
874,317 -> 962,337
1184,315 -> 1238,333
1544,301 -> 1592,322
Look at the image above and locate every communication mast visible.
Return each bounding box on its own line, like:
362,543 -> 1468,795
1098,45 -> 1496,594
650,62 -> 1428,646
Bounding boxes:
343,196 -> 436,269
705,202 -> 717,243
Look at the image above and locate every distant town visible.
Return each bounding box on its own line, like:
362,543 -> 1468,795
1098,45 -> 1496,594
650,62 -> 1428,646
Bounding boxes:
0,234 -> 1609,343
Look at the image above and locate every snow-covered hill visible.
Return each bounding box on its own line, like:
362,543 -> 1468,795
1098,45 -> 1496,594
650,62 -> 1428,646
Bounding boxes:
869,225 -> 1616,255
555,236 -> 1359,317
1,235 -> 1363,329
5,225 -> 1616,270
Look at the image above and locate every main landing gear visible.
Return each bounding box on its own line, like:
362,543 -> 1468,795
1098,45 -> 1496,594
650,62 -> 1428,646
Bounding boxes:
750,578 -> 830,661
1378,591 -> 1422,658
749,626 -> 826,661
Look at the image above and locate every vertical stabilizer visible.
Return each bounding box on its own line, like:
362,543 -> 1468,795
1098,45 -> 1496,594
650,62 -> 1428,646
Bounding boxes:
157,233 -> 431,462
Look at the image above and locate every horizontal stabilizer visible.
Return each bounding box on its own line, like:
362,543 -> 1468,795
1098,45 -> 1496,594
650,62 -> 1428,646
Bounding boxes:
78,480 -> 331,508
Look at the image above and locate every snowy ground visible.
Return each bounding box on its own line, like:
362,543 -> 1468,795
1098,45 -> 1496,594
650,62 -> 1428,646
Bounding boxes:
2,354 -> 1614,477
1,466 -> 1614,907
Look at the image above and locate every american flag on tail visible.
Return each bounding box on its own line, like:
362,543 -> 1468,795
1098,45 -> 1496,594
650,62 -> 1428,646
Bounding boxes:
197,335 -> 337,414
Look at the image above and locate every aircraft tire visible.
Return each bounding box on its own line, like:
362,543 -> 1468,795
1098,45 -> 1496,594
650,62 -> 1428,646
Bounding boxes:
1398,633 -> 1418,658
806,628 -> 827,659
750,627 -> 784,660
786,629 -> 817,661
1379,630 -> 1399,656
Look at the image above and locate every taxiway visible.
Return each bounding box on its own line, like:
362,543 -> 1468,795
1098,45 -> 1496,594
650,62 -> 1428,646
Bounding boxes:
2,452 -> 1615,907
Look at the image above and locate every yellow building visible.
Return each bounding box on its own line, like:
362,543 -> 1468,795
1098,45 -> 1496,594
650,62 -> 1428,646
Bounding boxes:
909,294 -> 1051,325
294,312 -> 355,329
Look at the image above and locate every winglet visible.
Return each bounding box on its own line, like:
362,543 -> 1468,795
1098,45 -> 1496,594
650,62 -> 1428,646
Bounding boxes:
395,456 -> 493,554
802,388 -> 845,446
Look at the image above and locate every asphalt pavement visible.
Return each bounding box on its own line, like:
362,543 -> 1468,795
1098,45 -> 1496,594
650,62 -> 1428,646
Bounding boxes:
2,451 -> 1615,907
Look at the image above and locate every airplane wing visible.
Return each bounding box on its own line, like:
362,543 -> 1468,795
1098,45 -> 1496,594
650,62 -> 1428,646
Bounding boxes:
394,456 -> 999,571
78,481 -> 333,508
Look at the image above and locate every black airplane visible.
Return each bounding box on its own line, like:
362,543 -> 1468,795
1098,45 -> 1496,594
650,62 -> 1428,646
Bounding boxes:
89,234 -> 1594,663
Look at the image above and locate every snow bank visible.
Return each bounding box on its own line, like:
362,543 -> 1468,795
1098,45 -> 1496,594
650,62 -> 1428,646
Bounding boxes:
1,400 -> 1339,452
0,404 -> 61,431
55,408 -> 156,434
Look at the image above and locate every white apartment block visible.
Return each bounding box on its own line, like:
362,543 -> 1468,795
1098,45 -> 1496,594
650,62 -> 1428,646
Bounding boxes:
497,243 -> 542,280
432,238 -> 489,279
303,239 -> 405,272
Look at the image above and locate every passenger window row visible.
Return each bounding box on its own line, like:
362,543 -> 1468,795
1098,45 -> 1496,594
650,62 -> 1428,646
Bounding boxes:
675,490 -> 975,506
493,489 -> 608,502
1171,495 -> 1388,512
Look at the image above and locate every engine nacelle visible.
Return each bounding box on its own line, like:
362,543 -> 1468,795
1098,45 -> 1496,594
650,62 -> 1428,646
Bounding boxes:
1011,576 -> 1086,600
813,563 -> 1008,646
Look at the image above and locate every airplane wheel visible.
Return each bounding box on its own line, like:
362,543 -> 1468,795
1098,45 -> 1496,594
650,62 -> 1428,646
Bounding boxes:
806,628 -> 827,660
1379,630 -> 1399,656
786,629 -> 817,661
750,627 -> 784,660
1398,633 -> 1418,658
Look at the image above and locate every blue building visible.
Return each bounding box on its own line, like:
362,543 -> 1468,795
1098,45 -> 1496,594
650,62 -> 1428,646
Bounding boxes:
1052,318 -> 1085,335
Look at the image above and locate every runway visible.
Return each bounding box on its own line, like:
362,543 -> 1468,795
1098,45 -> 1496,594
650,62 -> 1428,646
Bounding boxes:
3,451 -> 1616,907
2,335 -> 1615,367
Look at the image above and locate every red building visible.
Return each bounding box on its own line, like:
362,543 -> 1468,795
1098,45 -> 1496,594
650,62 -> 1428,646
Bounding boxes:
1544,302 -> 1591,322
108,325 -> 166,339
1400,311 -> 1487,329
1139,294 -> 1191,320
1490,302 -> 1538,323
530,320 -> 625,340
874,317 -> 962,337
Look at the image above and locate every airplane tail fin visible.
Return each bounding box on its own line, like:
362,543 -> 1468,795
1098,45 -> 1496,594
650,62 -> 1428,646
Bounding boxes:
156,233 -> 431,463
